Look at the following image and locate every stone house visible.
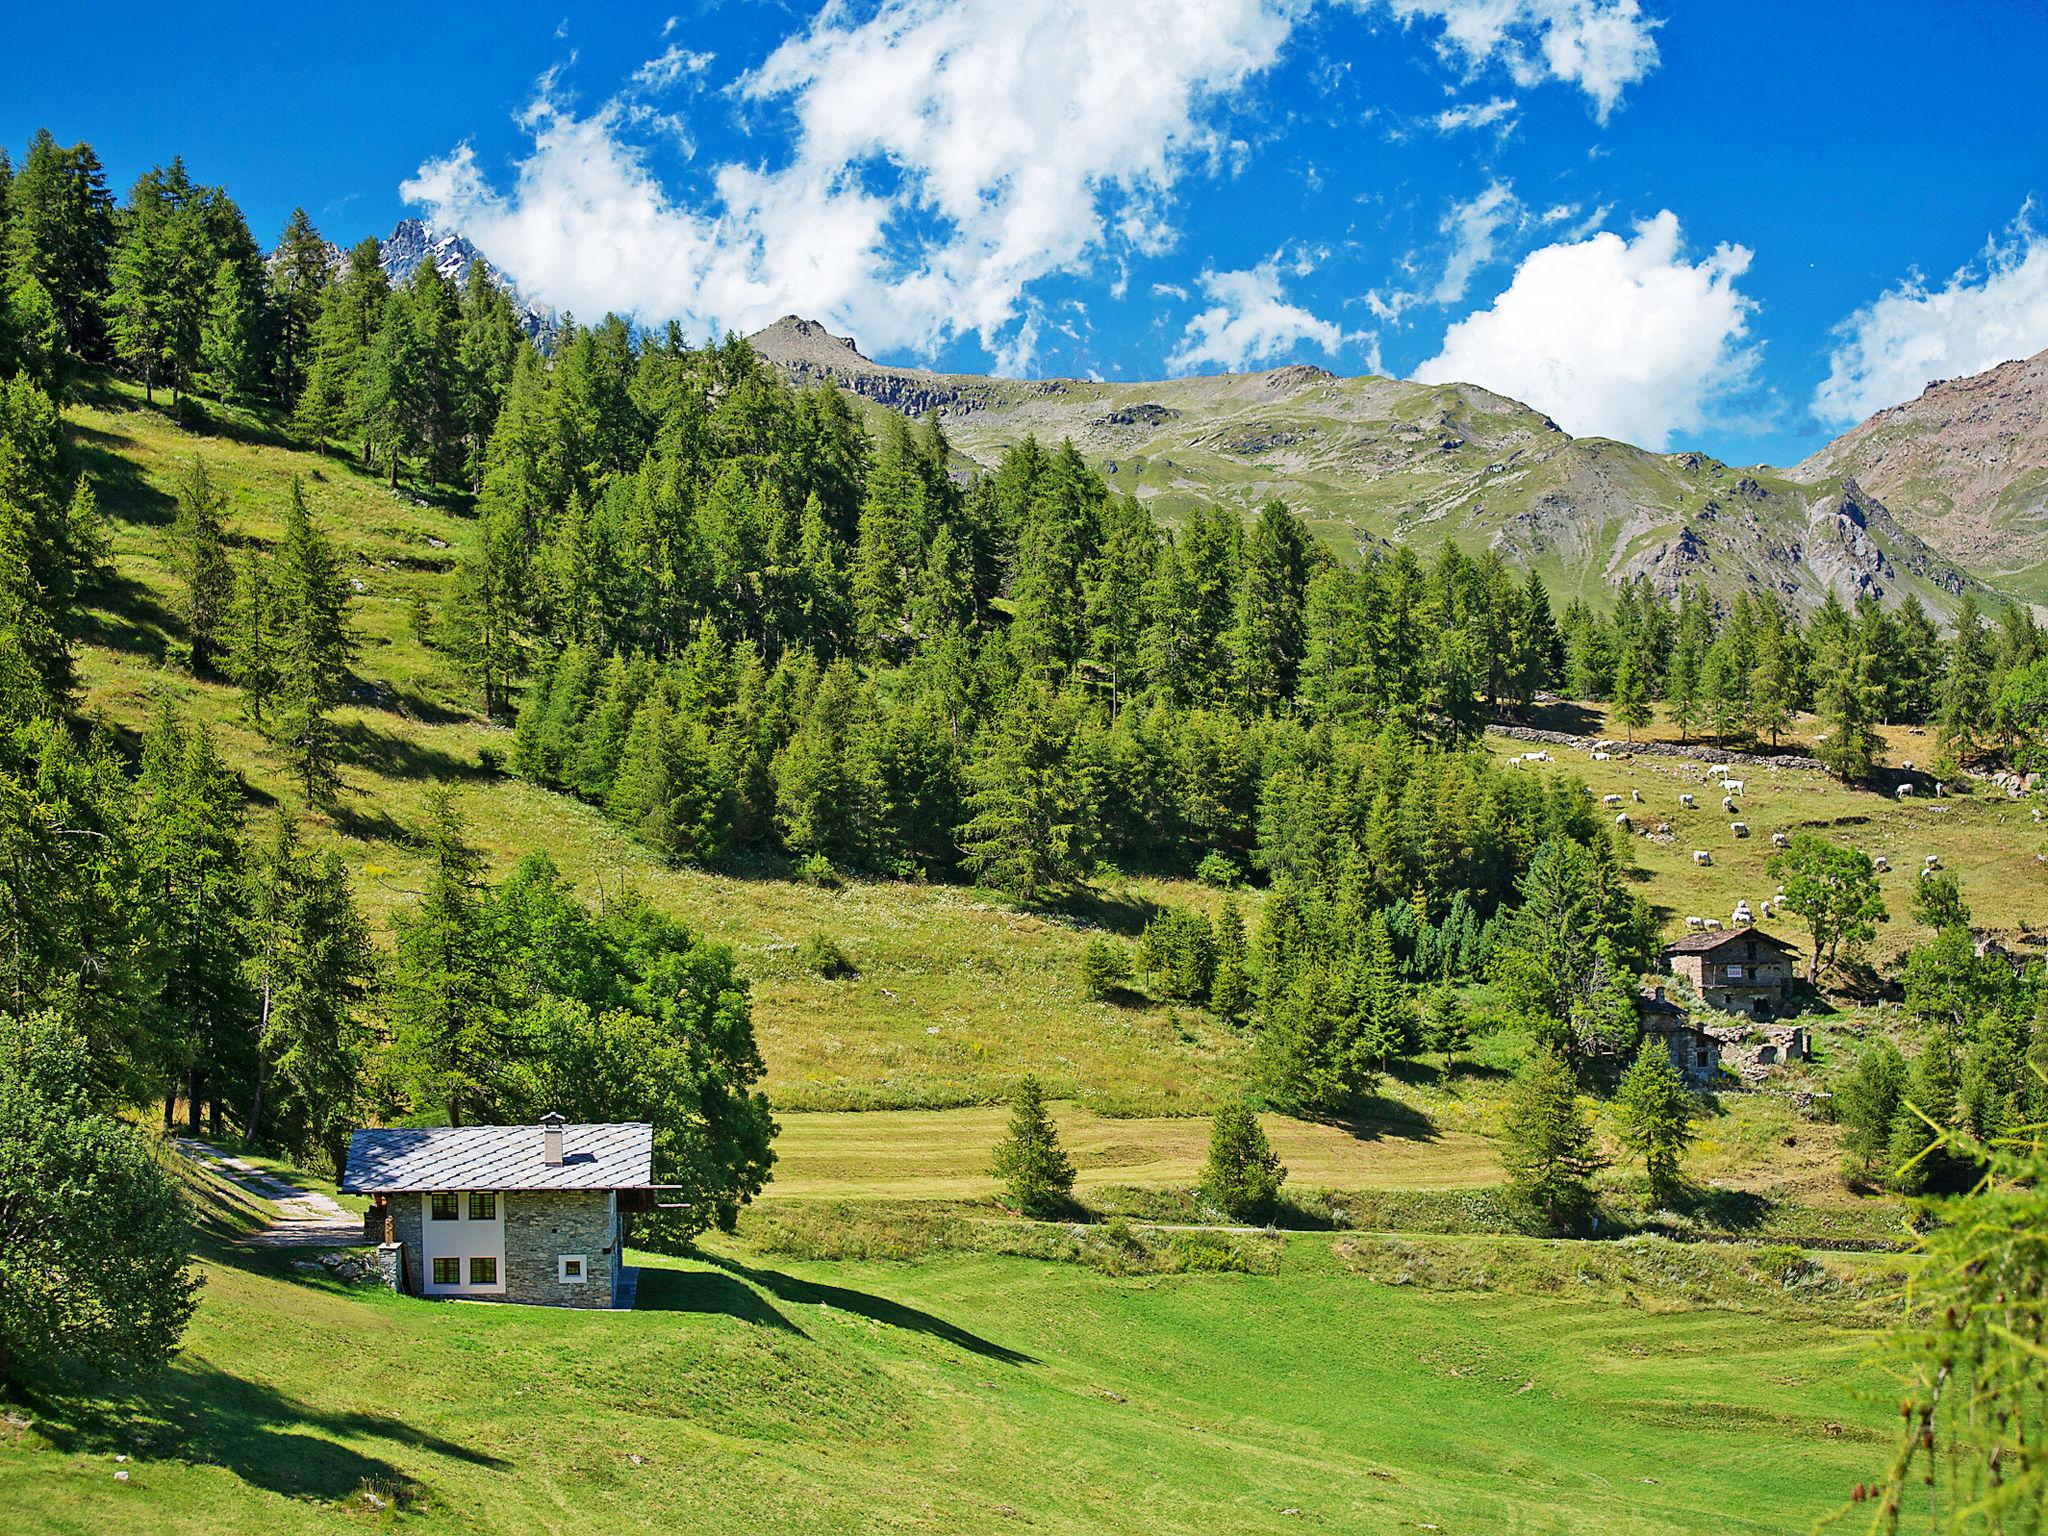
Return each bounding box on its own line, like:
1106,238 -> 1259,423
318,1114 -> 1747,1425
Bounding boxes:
1661,928 -> 1799,1020
342,1114 -> 655,1309
1635,984 -> 1723,1089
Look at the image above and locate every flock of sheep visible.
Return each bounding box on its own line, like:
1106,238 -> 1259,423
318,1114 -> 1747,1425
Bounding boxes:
1515,741 -> 1950,935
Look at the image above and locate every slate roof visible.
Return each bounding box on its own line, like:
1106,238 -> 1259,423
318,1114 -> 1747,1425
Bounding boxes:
340,1122 -> 654,1193
1663,926 -> 1797,956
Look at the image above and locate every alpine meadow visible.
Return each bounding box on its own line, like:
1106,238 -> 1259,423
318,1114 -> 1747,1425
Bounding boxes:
5,5 -> 2048,1534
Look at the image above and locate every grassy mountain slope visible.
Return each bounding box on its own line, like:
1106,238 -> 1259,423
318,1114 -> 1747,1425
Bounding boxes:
749,316 -> 1982,616
1792,345 -> 2048,600
0,1176 -> 1901,1535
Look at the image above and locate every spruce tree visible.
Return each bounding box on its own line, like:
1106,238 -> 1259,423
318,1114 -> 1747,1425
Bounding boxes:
989,1075 -> 1075,1217
1202,1102 -> 1286,1222
267,208 -> 331,404
1612,646 -> 1652,741
171,458 -> 233,674
1500,1047 -> 1603,1230
1611,1039 -> 1695,1203
224,545 -> 278,722
268,478 -> 353,804
1210,896 -> 1250,1021
390,790 -> 503,1126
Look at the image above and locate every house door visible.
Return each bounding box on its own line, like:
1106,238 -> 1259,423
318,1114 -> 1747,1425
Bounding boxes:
420,1191 -> 507,1296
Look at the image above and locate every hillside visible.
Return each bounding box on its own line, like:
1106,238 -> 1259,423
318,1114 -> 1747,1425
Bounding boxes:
747,316 -> 1984,616
1793,345 -> 2048,599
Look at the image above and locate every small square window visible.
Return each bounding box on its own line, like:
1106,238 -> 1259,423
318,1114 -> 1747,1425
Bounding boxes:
432,1256 -> 460,1286
430,1192 -> 460,1221
468,1191 -> 496,1221
469,1256 -> 497,1285
558,1254 -> 587,1284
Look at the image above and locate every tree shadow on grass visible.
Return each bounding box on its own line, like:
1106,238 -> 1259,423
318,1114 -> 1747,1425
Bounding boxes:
76,573 -> 180,660
1665,1185 -> 1770,1235
705,1257 -> 1035,1366
337,719 -> 488,783
21,1359 -> 507,1507
633,1265 -> 807,1336
64,419 -> 178,526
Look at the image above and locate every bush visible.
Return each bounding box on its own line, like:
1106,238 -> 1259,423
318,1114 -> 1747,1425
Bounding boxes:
990,1076 -> 1075,1218
1137,907 -> 1216,1001
0,1012 -> 199,1383
796,853 -> 839,888
798,932 -> 859,980
1751,1244 -> 1819,1287
1201,1102 -> 1285,1222
1077,937 -> 1131,1000
476,744 -> 504,776
1195,851 -> 1240,888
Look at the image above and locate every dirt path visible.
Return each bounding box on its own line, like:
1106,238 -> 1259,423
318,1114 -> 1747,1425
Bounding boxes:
174,1138 -> 364,1248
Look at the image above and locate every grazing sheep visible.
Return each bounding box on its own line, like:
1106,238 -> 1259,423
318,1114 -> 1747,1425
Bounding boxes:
1591,750 -> 1613,762
1896,783 -> 1913,800
1873,855 -> 1889,871
1924,853 -> 1941,869
1615,813 -> 1632,829
1680,793 -> 1696,808
1771,831 -> 1789,848
1903,760 -> 1915,772
1602,793 -> 1624,806
1730,822 -> 1750,837
1522,751 -> 1548,762
1631,789 -> 1642,804
1703,918 -> 1723,931
1685,915 -> 1705,932
1694,850 -> 1713,866
1722,796 -> 1737,813
1937,781 -> 1949,797
1723,779 -> 1745,795
2034,807 -> 2044,823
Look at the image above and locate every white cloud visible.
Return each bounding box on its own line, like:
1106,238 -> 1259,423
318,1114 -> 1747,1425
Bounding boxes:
1813,205 -> 2048,426
1414,210 -> 1757,447
403,0 -> 1657,372
1432,94 -> 1517,132
1432,178 -> 1521,303
1167,256 -> 1356,373
1375,0 -> 1660,120
1151,281 -> 1190,301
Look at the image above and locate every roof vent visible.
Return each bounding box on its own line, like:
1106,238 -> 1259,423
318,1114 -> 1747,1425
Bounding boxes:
540,1111 -> 565,1166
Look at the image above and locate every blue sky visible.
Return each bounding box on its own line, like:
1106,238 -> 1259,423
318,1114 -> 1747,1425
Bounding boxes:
10,1 -> 2048,463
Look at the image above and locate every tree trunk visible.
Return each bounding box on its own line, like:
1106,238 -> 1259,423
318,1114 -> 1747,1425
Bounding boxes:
163,1091 -> 176,1130
187,1065 -> 203,1135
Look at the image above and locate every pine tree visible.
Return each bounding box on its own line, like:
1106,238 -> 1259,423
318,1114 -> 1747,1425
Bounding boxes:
171,458 -> 233,674
958,686 -> 1094,903
200,258 -> 257,402
1422,983 -> 1469,1078
1500,1047 -> 1603,1229
269,478 -> 354,804
1210,896 -> 1250,1021
1938,594 -> 1993,770
266,208 -> 331,405
1202,1102 -> 1286,1222
224,544 -> 279,721
989,1075 -> 1075,1217
1612,646 -> 1652,741
390,791 -> 503,1126
1611,1039 -> 1694,1203
6,130 -> 114,361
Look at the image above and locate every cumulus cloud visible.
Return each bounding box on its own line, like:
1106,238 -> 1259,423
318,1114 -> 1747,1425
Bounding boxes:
1813,205 -> 2048,425
402,0 -> 1660,373
1414,210 -> 1757,447
1376,0 -> 1660,120
407,0 -> 1293,369
1167,256 -> 1355,373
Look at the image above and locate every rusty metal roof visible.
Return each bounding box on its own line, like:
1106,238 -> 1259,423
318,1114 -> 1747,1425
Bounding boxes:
341,1122 -> 654,1193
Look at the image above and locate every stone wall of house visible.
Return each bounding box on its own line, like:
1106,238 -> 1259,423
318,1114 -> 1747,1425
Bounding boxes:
389,1191 -> 424,1294
504,1190 -> 616,1308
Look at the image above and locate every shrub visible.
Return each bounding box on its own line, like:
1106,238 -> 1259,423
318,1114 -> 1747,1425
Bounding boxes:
476,744 -> 504,776
798,932 -> 859,980
1751,1244 -> 1819,1287
990,1076 -> 1076,1218
1195,851 -> 1240,888
796,853 -> 839,888
1500,1048 -> 1604,1231
1202,1102 -> 1285,1223
1137,907 -> 1216,1001
0,1012 -> 199,1383
1078,937 -> 1131,1000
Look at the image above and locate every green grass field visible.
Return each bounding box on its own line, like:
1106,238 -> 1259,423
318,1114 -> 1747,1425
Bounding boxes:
0,1209 -> 1901,1536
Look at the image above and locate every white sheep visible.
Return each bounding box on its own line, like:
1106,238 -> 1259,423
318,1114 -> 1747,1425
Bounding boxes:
1615,813 -> 1632,828
1694,850 -> 1713,866
1591,750 -> 1613,762
1723,779 -> 1745,795
1896,783 -> 1913,800
1703,917 -> 1723,931
1770,831 -> 1789,848
1924,853 -> 1941,870
1602,793 -> 1624,806
1722,796 -> 1737,813
1685,915 -> 1704,932
1731,822 -> 1750,837
1631,789 -> 1642,804
1680,793 -> 1696,808
1873,854 -> 1889,871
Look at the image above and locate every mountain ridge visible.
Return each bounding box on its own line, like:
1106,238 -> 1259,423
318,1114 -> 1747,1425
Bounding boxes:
746,314 -> 1990,619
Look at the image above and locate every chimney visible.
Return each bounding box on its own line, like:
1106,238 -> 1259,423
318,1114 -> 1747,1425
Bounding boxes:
540,1111 -> 565,1167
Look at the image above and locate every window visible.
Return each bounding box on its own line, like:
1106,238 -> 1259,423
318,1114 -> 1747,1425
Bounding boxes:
1726,963 -> 1744,979
468,1191 -> 496,1221
559,1254 -> 587,1284
432,1257 -> 460,1286
469,1256 -> 497,1286
430,1192 -> 460,1221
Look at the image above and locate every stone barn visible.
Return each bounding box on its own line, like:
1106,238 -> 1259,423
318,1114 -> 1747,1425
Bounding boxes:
1661,927 -> 1798,1020
1636,985 -> 1723,1089
342,1114 -> 656,1309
